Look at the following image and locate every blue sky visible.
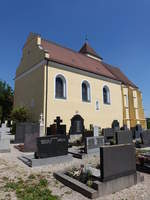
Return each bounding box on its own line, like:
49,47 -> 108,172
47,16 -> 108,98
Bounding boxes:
0,0 -> 150,117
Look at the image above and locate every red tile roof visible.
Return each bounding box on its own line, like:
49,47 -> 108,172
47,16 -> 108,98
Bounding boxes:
41,38 -> 137,88
102,62 -> 138,88
79,42 -> 102,60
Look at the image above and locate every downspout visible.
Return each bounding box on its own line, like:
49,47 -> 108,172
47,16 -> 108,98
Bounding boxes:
45,59 -> 48,135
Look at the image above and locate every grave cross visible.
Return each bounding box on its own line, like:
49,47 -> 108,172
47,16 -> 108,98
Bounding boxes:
54,116 -> 63,128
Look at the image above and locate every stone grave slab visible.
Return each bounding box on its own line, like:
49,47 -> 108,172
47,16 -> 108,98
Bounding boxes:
100,144 -> 136,182
102,128 -> 115,144
47,116 -> 66,135
19,154 -> 72,167
93,126 -> 99,137
85,136 -> 104,154
24,123 -> 40,152
69,114 -> 84,135
15,123 -> 26,143
35,134 -> 68,158
135,124 -> 143,139
0,123 -> 10,133
115,130 -> 133,144
141,130 -> 150,147
15,122 -> 40,144
0,135 -> 10,153
112,120 -> 120,131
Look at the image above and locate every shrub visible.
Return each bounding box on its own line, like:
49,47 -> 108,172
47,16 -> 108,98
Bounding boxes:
11,107 -> 30,122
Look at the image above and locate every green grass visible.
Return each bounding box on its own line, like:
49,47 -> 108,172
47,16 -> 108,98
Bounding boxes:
4,175 -> 60,200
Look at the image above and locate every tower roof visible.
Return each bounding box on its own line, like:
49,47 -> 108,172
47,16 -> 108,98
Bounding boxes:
79,42 -> 103,60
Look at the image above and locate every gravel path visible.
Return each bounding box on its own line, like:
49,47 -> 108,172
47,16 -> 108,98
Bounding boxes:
0,144 -> 150,200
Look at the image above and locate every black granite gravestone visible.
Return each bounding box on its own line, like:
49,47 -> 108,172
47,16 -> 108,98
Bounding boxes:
47,116 -> 66,135
35,135 -> 68,158
15,123 -> 26,143
141,130 -> 150,147
69,114 -> 84,135
115,130 -> 133,145
84,130 -> 94,138
100,144 -> 136,182
135,124 -> 143,139
112,120 -> 120,131
102,128 -> 115,144
147,118 -> 150,129
120,124 -> 129,131
85,136 -> 104,153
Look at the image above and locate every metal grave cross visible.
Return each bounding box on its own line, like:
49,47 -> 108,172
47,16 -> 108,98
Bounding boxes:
54,116 -> 63,128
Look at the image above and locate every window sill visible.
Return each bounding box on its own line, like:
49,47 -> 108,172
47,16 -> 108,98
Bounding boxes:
55,97 -> 67,100
104,102 -> 110,105
82,100 -> 91,103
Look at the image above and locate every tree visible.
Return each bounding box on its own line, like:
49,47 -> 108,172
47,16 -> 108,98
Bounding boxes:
0,106 -> 2,120
11,106 -> 30,122
0,80 -> 14,121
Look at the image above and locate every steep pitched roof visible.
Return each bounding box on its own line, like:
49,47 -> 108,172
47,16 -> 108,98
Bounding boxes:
40,37 -> 137,88
79,42 -> 102,60
102,62 -> 138,88
41,39 -> 117,81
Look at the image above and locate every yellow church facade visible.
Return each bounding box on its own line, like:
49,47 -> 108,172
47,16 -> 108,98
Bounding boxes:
14,33 -> 146,133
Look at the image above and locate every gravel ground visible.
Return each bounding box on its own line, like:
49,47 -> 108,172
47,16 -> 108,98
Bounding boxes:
0,144 -> 150,200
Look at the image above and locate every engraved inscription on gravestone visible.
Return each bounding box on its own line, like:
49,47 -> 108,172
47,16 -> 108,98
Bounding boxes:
85,136 -> 104,153
35,135 -> 68,158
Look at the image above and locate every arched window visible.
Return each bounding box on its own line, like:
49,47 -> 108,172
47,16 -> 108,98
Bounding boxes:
55,75 -> 66,99
103,86 -> 110,104
82,81 -> 91,102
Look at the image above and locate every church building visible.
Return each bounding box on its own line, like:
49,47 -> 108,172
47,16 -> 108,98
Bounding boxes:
14,33 -> 146,133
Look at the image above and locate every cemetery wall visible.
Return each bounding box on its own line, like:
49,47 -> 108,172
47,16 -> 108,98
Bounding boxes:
46,63 -> 123,132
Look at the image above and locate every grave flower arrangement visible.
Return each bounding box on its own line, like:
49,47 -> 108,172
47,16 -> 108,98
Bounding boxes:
66,165 -> 93,187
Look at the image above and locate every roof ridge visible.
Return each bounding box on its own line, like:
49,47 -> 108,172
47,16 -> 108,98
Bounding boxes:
41,37 -> 105,64
41,37 -> 79,54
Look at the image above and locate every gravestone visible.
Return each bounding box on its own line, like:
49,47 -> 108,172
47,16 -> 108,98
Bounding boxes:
93,126 -> 99,137
0,123 -> 11,152
135,124 -> 143,139
35,134 -> 68,158
141,130 -> 150,147
39,113 -> 44,136
115,130 -> 133,144
100,144 -> 136,182
120,124 -> 129,131
47,116 -> 66,135
69,114 -> 84,135
15,122 -> 40,146
85,136 -> 104,153
102,128 -> 115,144
112,120 -> 120,131
0,122 -> 10,133
15,123 -> 26,143
24,123 -> 40,152
47,124 -> 57,135
69,114 -> 84,143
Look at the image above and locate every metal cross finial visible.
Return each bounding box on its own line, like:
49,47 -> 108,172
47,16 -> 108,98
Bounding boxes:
85,34 -> 88,43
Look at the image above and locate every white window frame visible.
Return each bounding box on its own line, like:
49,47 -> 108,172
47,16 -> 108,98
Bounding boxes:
81,80 -> 91,102
54,74 -> 67,100
103,85 -> 110,104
